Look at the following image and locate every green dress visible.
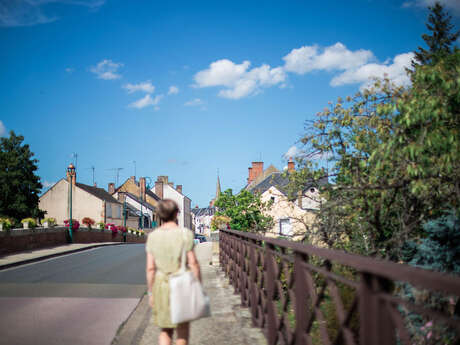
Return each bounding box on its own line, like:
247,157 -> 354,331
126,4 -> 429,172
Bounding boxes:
145,226 -> 195,328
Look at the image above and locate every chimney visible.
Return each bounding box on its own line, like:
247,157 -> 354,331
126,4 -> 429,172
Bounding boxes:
94,182 -> 97,187
108,183 -> 115,194
140,177 -> 146,201
252,162 -> 264,180
288,157 -> 295,172
155,178 -> 164,200
248,167 -> 254,184
130,176 -> 135,183
176,185 -> 183,194
158,176 -> 168,184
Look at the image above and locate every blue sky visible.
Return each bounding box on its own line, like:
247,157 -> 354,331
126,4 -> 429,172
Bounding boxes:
1,0 -> 459,207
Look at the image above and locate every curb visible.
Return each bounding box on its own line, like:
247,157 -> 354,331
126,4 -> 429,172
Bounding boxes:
112,294 -> 151,345
0,242 -> 133,271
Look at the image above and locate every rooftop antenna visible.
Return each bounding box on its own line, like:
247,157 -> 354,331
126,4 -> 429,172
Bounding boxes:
133,161 -> 136,179
85,166 -> 96,185
72,152 -> 78,170
106,167 -> 123,186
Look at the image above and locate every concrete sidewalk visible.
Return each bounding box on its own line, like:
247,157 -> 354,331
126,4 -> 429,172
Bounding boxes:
0,242 -> 125,270
112,243 -> 267,345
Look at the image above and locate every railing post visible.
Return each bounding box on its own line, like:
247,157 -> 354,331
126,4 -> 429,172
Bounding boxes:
265,243 -> 278,345
294,252 -> 308,345
249,239 -> 258,325
359,273 -> 395,345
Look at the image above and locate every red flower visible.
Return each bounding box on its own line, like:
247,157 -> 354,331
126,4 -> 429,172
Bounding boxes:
64,219 -> 80,231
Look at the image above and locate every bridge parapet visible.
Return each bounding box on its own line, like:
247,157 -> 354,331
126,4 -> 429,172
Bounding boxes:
220,229 -> 460,345
0,227 -> 146,256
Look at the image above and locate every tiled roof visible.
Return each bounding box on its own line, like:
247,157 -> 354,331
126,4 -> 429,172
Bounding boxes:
191,206 -> 216,217
249,172 -> 328,197
122,192 -> 156,211
76,183 -> 121,204
146,189 -> 161,201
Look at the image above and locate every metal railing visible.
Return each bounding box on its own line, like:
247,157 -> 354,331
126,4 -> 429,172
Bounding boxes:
219,229 -> 460,345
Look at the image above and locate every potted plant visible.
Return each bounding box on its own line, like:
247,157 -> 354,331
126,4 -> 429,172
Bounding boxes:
64,219 -> 80,231
41,217 -> 56,228
21,218 -> 37,229
0,217 -> 12,231
117,225 -> 127,233
97,222 -> 105,231
82,217 -> 95,230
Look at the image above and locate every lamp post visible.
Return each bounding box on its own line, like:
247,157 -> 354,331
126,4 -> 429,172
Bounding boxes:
67,163 -> 75,243
123,200 -> 127,243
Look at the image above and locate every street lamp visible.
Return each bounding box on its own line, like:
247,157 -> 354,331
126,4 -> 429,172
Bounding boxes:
123,200 -> 127,243
67,163 -> 75,243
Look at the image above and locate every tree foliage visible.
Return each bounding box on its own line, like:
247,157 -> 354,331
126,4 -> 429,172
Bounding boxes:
214,189 -> 274,232
412,1 -> 459,67
288,31 -> 459,259
0,131 -> 44,224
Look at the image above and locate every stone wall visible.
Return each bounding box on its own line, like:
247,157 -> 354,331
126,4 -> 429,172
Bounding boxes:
0,227 -> 147,256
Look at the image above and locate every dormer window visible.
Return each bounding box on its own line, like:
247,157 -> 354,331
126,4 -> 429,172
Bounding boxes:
271,196 -> 275,202
310,187 -> 316,193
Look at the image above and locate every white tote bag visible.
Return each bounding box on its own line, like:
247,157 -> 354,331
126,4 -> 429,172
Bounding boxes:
169,229 -> 210,324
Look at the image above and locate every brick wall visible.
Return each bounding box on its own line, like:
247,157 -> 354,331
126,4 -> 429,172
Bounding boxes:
0,227 -> 147,256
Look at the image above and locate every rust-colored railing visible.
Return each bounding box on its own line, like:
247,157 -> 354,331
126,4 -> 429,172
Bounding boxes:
219,229 -> 460,345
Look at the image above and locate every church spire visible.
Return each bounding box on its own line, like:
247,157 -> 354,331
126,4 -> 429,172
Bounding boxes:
216,170 -> 221,199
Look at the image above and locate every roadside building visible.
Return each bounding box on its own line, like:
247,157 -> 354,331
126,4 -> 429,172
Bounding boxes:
39,170 -> 123,226
245,158 -> 325,241
191,205 -> 216,236
152,176 -> 192,229
113,191 -> 156,229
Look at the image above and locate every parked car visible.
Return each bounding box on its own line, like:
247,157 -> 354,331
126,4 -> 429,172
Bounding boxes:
194,233 -> 207,243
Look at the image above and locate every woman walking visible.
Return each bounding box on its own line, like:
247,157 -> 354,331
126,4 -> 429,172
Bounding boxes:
145,199 -> 201,345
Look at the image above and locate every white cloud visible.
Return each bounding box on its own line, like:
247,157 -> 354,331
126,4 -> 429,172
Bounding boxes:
331,52 -> 414,88
283,42 -> 374,75
65,67 -> 74,73
0,1 -> 105,27
0,121 -> 6,137
193,59 -> 286,99
90,59 -> 123,80
184,98 -> 204,106
168,85 -> 179,95
129,94 -> 163,109
284,145 -> 301,159
402,0 -> 460,16
123,81 -> 155,94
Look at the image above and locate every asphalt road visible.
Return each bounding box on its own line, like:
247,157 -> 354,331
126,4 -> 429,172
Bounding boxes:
0,244 -> 147,345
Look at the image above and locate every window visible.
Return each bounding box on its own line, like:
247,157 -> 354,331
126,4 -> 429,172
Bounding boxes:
279,218 -> 292,236
310,187 -> 316,193
270,196 -> 275,203
106,203 -> 112,218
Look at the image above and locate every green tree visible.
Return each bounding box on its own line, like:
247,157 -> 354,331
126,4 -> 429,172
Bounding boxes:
214,189 -> 273,233
0,131 -> 44,224
412,2 -> 459,67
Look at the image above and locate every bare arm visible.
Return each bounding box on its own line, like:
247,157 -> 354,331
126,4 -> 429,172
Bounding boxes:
187,250 -> 201,282
146,252 -> 156,306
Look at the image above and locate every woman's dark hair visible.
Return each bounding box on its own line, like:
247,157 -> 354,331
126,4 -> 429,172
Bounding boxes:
158,199 -> 179,222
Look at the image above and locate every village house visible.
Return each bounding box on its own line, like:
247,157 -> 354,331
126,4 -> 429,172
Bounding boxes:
192,206 -> 216,236
39,169 -> 123,226
245,159 -> 325,242
111,176 -> 160,228
152,176 -> 192,229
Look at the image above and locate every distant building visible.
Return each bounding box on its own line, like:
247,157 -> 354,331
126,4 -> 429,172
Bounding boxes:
191,206 -> 216,235
113,191 -> 157,229
245,158 -> 326,241
39,170 -> 123,226
152,176 -> 192,229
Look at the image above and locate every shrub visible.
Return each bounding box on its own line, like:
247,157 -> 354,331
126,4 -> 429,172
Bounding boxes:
21,218 -> 37,228
0,217 -> 12,230
210,215 -> 231,231
117,225 -> 127,233
41,217 -> 56,226
82,217 -> 95,229
64,219 -> 80,231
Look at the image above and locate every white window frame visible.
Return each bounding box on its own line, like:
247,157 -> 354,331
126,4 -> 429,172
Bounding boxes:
279,218 -> 292,236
